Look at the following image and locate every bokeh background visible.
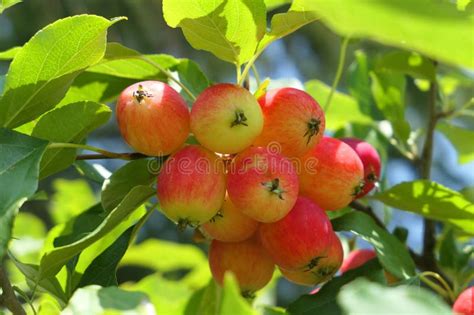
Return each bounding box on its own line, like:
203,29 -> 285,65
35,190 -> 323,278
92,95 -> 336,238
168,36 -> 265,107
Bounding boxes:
1,0 -> 473,308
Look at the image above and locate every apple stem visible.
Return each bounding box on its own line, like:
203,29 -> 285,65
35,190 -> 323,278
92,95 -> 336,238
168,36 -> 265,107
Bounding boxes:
304,118 -> 321,145
261,178 -> 286,200
231,110 -> 248,127
47,142 -> 151,161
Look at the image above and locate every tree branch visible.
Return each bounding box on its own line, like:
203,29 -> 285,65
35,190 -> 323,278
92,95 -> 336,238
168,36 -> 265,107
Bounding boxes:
75,152 -> 148,160
0,267 -> 26,315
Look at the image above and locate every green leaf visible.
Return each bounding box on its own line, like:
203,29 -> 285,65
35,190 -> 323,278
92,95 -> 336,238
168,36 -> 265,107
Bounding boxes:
439,228 -> 472,276
124,273 -> 195,315
9,254 -> 67,304
373,180 -> 474,234
50,179 -> 97,225
332,211 -> 416,279
0,46 -> 21,60
0,15 -> 123,128
62,286 -> 152,315
77,225 -> 134,288
175,59 -> 211,103
375,51 -> 436,81
338,278 -> 451,315
264,0 -> 291,11
163,0 -> 266,65
31,101 -> 111,178
347,50 -> 375,117
39,185 -> 154,278
259,0 -> 318,50
58,72 -> 137,107
184,275 -> 256,315
370,71 -> 410,141
305,80 -> 373,130
74,161 -> 107,184
309,0 -> 474,69
438,122 -> 474,164
0,0 -> 21,13
0,128 -> 48,261
87,54 -> 175,80
287,259 -> 385,315
102,159 -> 158,211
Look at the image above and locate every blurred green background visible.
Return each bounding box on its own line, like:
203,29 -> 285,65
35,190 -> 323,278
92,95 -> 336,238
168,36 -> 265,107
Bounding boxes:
1,0 -> 473,310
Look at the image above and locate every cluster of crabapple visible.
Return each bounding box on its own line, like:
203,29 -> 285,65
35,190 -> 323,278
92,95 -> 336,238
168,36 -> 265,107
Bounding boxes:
116,80 -> 382,296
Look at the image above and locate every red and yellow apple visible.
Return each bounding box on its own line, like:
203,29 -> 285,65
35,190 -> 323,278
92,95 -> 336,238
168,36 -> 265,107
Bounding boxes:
340,248 -> 377,273
157,145 -> 226,228
209,237 -> 275,295
201,196 -> 259,242
227,146 -> 299,223
299,137 -> 364,210
190,83 -> 263,154
280,232 -> 343,286
116,81 -> 190,156
254,88 -> 325,157
258,196 -> 333,271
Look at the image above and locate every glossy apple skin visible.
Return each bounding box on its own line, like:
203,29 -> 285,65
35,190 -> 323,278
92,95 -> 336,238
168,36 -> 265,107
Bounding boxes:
299,137 -> 364,210
190,83 -> 263,154
157,145 -> 226,227
280,232 -> 343,286
116,81 -> 190,156
453,287 -> 474,315
209,238 -> 275,294
258,196 -> 333,270
341,138 -> 381,198
339,249 -> 376,273
254,88 -> 326,157
201,196 -> 259,242
227,146 -> 299,223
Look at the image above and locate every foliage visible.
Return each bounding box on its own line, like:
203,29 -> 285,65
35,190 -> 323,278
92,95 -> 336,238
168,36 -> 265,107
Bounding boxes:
0,0 -> 473,314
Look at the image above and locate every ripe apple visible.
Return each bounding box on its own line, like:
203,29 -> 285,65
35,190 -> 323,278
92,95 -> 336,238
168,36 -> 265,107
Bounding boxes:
209,237 -> 275,296
201,196 -> 259,242
116,81 -> 190,156
340,248 -> 376,273
157,145 -> 226,229
453,287 -> 473,315
190,83 -> 264,154
299,137 -> 364,210
258,196 -> 333,270
254,88 -> 325,157
227,146 -> 299,223
280,232 -> 343,286
341,138 -> 381,198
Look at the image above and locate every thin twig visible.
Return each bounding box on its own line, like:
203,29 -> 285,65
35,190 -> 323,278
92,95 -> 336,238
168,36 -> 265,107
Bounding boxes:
324,36 -> 350,112
419,62 -> 439,273
0,267 -> 26,315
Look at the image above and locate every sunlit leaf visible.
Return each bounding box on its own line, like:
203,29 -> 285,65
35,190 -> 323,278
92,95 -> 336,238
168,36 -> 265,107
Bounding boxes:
0,15 -> 123,128
373,180 -> 474,234
309,0 -> 474,69
163,0 -> 266,65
